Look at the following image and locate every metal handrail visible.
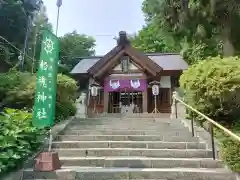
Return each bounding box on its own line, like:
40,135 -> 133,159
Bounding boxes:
173,94 -> 240,159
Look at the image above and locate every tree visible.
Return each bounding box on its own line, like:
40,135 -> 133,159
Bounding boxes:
59,31 -> 96,69
180,56 -> 240,124
0,0 -> 51,71
140,0 -> 240,63
0,0 -> 42,48
130,23 -> 179,53
27,5 -> 53,72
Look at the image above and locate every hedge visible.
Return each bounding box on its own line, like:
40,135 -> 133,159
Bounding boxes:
180,56 -> 240,125
216,123 -> 240,172
179,56 -> 240,172
0,109 -> 45,174
0,70 -> 78,121
0,71 -> 78,175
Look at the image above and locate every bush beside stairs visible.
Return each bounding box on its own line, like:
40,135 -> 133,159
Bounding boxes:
23,116 -> 236,180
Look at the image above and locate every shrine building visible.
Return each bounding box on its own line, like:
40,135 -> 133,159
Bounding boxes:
71,31 -> 188,114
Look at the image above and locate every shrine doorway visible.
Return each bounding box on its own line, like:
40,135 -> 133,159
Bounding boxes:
108,91 -> 143,113
104,79 -> 147,114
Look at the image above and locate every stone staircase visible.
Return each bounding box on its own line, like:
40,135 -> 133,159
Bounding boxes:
23,116 -> 236,180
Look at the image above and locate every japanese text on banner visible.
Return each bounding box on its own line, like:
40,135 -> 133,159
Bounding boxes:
33,30 -> 59,128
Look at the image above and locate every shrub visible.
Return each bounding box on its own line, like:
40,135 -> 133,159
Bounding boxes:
215,122 -> 240,172
0,109 -> 45,174
180,56 -> 240,125
55,100 -> 76,122
0,71 -> 78,122
220,138 -> 240,172
0,70 -> 30,102
180,56 -> 240,172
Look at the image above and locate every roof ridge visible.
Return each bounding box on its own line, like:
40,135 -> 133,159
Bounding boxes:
73,53 -> 180,60
145,53 -> 180,56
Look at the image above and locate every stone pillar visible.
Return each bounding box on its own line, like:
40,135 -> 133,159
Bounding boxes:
76,92 -> 87,118
142,90 -> 148,113
103,91 -> 109,113
170,91 -> 178,120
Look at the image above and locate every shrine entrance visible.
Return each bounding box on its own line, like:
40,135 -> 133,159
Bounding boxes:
108,91 -> 143,113
105,79 -> 146,114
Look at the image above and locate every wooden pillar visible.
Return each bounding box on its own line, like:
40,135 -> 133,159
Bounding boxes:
103,91 -> 109,113
142,90 -> 148,113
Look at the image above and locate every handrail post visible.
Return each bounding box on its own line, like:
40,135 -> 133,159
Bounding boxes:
191,112 -> 195,137
209,123 -> 216,160
175,100 -> 178,119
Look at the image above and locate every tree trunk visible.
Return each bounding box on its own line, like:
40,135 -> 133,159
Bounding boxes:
222,26 -> 235,57
223,39 -> 234,57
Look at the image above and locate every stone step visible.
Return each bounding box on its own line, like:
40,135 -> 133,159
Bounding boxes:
58,157 -> 223,169
70,119 -> 179,125
55,135 -> 200,142
92,113 -> 171,117
65,128 -> 188,133
71,117 -> 177,122
23,167 -> 235,180
68,122 -> 182,128
67,124 -> 188,131
61,130 -> 192,136
53,148 -> 213,158
70,118 -> 177,123
92,113 -> 171,118
51,141 -> 206,149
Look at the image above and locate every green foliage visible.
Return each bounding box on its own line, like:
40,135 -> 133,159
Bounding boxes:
56,100 -> 76,122
0,0 -> 33,48
27,6 -> 53,70
180,56 -> 240,124
180,39 -> 220,65
55,74 -> 78,121
59,30 -> 96,69
215,123 -> 240,172
220,138 -> 240,172
0,108 -> 45,174
139,0 -> 240,63
0,1 -> 53,72
0,71 -> 78,121
180,56 -> 240,172
130,24 -> 179,53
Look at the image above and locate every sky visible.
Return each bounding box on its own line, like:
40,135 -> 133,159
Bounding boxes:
42,0 -> 145,55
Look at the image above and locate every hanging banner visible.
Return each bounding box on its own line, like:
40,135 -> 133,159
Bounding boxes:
104,79 -> 147,92
33,30 -> 59,128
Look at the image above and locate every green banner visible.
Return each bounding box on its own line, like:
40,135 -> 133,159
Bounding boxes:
33,30 -> 59,128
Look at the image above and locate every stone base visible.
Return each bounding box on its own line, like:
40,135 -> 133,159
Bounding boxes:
34,151 -> 61,172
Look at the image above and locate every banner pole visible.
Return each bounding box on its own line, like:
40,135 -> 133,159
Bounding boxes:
48,128 -> 53,152
154,95 -> 157,113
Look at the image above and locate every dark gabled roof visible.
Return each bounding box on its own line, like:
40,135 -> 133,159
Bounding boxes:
71,52 -> 188,74
124,46 -> 163,75
87,45 -> 123,76
71,31 -> 188,76
86,31 -> 162,79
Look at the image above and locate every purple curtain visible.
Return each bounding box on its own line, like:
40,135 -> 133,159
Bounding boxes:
104,79 -> 147,92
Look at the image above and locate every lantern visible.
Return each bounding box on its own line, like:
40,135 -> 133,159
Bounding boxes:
91,86 -> 98,97
152,84 -> 159,96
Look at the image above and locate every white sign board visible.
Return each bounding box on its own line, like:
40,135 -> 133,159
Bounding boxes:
160,76 -> 171,88
91,86 -> 98,97
152,85 -> 159,95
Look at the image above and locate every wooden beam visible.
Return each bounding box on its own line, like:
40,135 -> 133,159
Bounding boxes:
142,90 -> 148,113
103,91 -> 109,113
124,47 -> 157,76
94,50 -> 125,78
